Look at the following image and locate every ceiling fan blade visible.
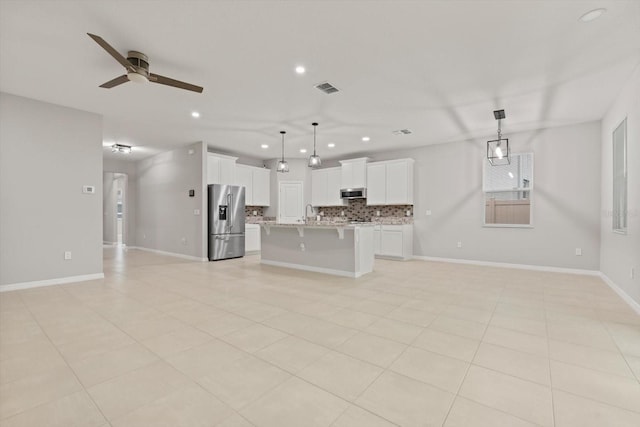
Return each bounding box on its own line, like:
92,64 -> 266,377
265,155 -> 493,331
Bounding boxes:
149,73 -> 203,93
87,33 -> 134,72
99,75 -> 129,88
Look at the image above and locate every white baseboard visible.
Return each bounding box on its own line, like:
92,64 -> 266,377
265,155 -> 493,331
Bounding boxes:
412,255 -> 601,276
599,273 -> 640,315
129,246 -> 208,262
261,259 -> 365,278
0,273 -> 105,293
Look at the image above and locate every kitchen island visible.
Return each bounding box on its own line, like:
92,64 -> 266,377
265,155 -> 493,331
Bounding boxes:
258,222 -> 375,278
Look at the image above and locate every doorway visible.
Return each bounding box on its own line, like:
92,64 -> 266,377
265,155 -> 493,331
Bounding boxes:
103,172 -> 128,246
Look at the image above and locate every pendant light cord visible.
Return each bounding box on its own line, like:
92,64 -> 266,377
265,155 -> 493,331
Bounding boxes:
280,131 -> 286,161
312,122 -> 318,155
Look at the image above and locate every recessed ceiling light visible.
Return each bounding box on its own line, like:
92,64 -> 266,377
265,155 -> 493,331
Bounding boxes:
300,148 -> 307,153
327,143 -> 335,148
191,111 -> 200,118
295,65 -> 306,74
579,8 -> 606,22
261,144 -> 269,149
362,136 -> 370,142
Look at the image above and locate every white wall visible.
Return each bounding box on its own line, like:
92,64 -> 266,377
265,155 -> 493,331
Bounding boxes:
364,121 -> 602,270
103,158 -> 137,246
0,93 -> 103,286
600,65 -> 640,304
135,142 -> 207,259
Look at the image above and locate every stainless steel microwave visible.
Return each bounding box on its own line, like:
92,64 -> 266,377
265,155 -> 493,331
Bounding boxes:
340,188 -> 367,199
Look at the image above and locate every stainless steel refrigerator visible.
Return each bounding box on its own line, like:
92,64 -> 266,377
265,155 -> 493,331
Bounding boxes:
208,184 -> 245,261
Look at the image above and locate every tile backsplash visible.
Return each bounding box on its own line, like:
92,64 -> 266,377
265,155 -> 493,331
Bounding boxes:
245,206 -> 265,217
316,199 -> 412,221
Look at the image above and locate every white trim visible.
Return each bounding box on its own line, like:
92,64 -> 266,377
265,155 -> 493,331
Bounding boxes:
598,273 -> 640,315
129,246 -> 208,262
412,255 -> 600,276
0,273 -> 105,293
261,259 -> 364,278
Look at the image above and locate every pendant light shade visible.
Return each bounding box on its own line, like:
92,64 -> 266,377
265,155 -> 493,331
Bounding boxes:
487,110 -> 510,166
277,130 -> 289,173
308,122 -> 322,168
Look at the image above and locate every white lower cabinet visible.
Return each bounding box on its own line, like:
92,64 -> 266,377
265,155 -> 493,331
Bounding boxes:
245,224 -> 261,253
373,224 -> 413,260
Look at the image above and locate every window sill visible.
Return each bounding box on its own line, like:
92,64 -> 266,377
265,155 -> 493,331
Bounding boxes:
483,224 -> 534,229
612,229 -> 627,235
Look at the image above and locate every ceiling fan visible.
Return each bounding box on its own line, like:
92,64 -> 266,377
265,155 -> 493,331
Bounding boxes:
87,33 -> 203,93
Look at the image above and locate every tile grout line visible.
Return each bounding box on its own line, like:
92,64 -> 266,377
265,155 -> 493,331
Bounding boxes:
440,283 -> 501,426
5,289 -> 112,426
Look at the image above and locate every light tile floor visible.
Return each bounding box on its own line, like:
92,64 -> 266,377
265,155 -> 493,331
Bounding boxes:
1,248 -> 639,426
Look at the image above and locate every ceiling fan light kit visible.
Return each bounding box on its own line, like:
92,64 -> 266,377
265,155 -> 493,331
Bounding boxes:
487,109 -> 510,166
87,33 -> 203,93
111,143 -> 132,154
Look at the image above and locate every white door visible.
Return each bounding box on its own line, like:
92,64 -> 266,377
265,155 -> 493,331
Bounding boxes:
278,181 -> 304,224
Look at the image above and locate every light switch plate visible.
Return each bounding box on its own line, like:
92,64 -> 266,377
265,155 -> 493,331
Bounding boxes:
82,185 -> 95,194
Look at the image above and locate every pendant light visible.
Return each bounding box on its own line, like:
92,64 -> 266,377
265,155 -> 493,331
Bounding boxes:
277,130 -> 289,173
487,109 -> 510,165
308,122 -> 322,168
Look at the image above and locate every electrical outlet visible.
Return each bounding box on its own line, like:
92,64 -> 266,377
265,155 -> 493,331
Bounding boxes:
457,242 -> 462,248
426,210 -> 432,216
253,210 -> 258,216
406,209 -> 411,216
376,210 -> 381,216
181,237 -> 187,245
575,248 -> 582,256
300,243 -> 305,252
64,251 -> 72,260
194,209 -> 200,215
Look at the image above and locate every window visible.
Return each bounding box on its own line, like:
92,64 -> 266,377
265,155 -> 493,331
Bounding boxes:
613,118 -> 627,233
483,153 -> 533,227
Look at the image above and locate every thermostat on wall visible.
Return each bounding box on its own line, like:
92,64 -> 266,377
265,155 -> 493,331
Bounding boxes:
82,185 -> 95,194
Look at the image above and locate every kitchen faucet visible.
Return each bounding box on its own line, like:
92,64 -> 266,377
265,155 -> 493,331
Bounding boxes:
305,204 -> 315,223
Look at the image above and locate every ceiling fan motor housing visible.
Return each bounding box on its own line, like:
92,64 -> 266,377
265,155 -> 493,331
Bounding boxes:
127,51 -> 150,79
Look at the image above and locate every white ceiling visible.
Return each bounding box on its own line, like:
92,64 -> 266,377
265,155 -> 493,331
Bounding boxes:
1,1 -> 639,162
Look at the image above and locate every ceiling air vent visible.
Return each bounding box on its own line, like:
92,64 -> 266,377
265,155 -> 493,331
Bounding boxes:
315,81 -> 340,94
392,129 -> 413,135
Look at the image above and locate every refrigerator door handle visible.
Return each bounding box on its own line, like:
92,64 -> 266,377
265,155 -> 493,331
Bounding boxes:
229,192 -> 234,230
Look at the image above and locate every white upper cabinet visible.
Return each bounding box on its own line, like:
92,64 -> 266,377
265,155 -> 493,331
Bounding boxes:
340,158 -> 369,189
366,159 -> 414,205
311,169 -> 328,207
207,153 -> 238,185
235,165 -> 253,202
366,163 -> 386,205
385,160 -> 412,205
326,168 -> 344,206
252,167 -> 270,206
233,164 -> 270,206
312,167 -> 345,207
